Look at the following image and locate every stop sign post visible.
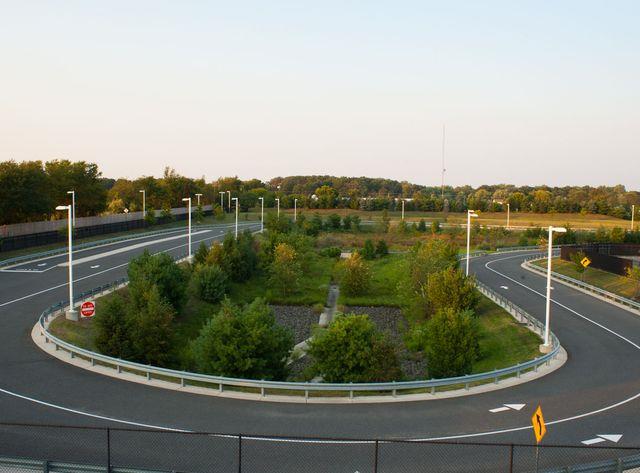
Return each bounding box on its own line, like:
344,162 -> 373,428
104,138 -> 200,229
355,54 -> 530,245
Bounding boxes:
80,301 -> 95,318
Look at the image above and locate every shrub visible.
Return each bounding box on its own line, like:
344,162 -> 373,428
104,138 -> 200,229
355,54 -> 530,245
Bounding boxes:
128,250 -> 188,312
189,298 -> 294,380
375,239 -> 389,257
342,215 -> 353,231
269,243 -> 302,296
129,284 -> 175,366
193,242 -> 209,266
194,203 -> 204,224
308,314 -> 402,382
361,239 -> 376,260
338,252 -> 371,296
144,208 -> 157,226
417,219 -> 427,232
160,205 -> 174,222
430,220 -> 441,234
321,246 -> 342,258
409,308 -> 479,378
207,232 -> 258,282
569,250 -> 587,275
94,292 -> 133,359
194,264 -> 228,303
351,215 -> 361,231
425,268 -> 480,315
379,209 -> 390,233
327,213 -> 342,230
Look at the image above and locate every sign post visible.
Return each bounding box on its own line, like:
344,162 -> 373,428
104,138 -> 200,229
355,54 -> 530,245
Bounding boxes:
531,405 -> 546,472
80,301 -> 96,318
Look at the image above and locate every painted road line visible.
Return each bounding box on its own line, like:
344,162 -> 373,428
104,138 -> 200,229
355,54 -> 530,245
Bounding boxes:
58,230 -> 212,267
582,434 -> 622,445
489,404 -> 525,413
90,265 -> 100,269
500,285 -> 509,290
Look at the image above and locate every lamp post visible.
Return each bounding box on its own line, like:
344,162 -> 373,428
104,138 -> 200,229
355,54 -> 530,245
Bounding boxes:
232,197 -> 239,238
67,190 -> 75,228
294,199 -> 298,222
219,191 -> 225,209
56,205 -> 77,321
195,193 -> 202,206
182,198 -> 192,261
543,226 -> 567,350
466,210 -> 479,276
401,199 -> 405,221
258,197 -> 264,232
494,200 -> 510,229
227,191 -> 231,212
275,198 -> 280,219
139,190 -> 146,225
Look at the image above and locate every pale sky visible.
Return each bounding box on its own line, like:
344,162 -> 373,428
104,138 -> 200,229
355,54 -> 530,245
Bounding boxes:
1,1 -> 638,189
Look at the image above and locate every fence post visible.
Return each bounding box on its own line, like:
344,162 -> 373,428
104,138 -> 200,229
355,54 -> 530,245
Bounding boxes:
508,444 -> 514,473
106,427 -> 111,473
373,439 -> 379,473
238,434 -> 242,473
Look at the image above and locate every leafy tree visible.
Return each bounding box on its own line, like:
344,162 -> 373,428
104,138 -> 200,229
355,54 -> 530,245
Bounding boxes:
94,292 -> 133,359
338,252 -> 372,296
610,227 -> 626,243
45,160 -> 107,217
375,239 -> 389,257
194,203 -> 204,224
144,208 -> 157,226
189,299 -> 294,380
129,284 -> 175,366
208,232 -> 258,282
194,264 -> 228,303
361,239 -> 376,260
409,308 -> 479,378
342,214 -> 353,231
128,250 -> 188,312
430,220 -> 441,234
315,185 -> 338,208
351,215 -> 361,232
569,250 -> 588,276
0,160 -> 51,224
269,243 -> 302,296
213,204 -> 225,221
379,209 -> 390,233
308,314 -> 402,382
327,213 -> 342,230
160,204 -> 174,222
425,268 -> 480,315
194,242 -> 209,266
416,219 -> 427,232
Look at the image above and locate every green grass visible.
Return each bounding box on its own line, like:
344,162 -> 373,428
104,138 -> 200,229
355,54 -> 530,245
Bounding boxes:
48,317 -> 97,351
473,296 -> 541,373
337,254 -> 406,306
533,258 -> 639,300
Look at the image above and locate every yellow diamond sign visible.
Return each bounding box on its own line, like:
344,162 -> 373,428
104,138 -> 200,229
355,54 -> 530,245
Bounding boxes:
581,257 -> 591,268
531,405 -> 547,443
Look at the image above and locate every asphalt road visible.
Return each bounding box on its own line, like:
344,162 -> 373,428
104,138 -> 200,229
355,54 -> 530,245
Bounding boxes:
1,231 -> 639,472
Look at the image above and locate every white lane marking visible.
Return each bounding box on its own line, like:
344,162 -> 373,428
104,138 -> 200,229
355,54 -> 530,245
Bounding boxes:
90,265 -> 100,269
58,230 -> 212,267
37,263 -> 47,267
500,285 -> 509,290
489,407 -> 510,413
582,434 -> 622,445
489,403 -> 525,413
0,225 -> 261,308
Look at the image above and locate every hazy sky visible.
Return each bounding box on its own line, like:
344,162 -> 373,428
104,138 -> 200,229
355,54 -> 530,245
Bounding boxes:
1,1 -> 638,188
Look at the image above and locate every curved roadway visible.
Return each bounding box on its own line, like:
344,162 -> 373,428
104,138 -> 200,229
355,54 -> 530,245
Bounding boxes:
1,229 -> 639,471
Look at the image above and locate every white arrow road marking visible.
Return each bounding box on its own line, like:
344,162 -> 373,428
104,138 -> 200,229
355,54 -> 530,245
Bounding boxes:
37,263 -> 47,267
90,265 -> 100,269
582,434 -> 622,445
489,404 -> 526,413
500,285 -> 509,290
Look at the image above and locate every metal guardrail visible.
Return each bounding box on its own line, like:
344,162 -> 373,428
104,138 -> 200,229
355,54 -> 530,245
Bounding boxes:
0,455 -> 171,472
0,221 -> 258,269
523,256 -> 640,312
495,245 -> 564,253
38,270 -> 560,401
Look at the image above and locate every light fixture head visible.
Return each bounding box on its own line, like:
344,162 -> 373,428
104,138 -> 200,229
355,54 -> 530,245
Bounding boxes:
182,198 -> 190,202
56,205 -> 69,211
552,226 -> 567,233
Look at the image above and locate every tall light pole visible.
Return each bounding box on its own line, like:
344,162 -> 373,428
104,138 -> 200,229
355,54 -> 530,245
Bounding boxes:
401,199 -> 405,221
56,205 -> 77,321
195,193 -> 202,206
139,190 -> 146,225
466,210 -> 479,276
258,197 -> 264,232
232,197 -> 239,238
276,198 -> 280,219
67,190 -> 75,228
219,191 -> 225,209
294,198 -> 298,222
227,191 -> 231,212
543,226 -> 567,350
182,198 -> 192,261
495,200 -> 510,229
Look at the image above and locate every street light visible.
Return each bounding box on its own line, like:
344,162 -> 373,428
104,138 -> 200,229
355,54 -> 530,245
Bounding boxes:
232,197 -> 239,238
227,191 -> 231,212
195,193 -> 202,206
139,190 -> 146,225
56,204 -> 77,321
219,191 -> 225,209
258,197 -> 264,233
67,190 -> 75,228
294,198 -> 298,222
494,200 -> 510,229
182,198 -> 192,261
275,198 -> 280,219
543,226 -> 567,351
401,199 -> 405,221
466,210 -> 479,276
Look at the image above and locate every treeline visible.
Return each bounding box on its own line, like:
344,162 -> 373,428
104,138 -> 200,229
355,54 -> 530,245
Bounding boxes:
2,160 -> 639,225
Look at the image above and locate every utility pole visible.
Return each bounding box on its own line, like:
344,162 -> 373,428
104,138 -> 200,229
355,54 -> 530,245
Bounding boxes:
441,124 -> 446,200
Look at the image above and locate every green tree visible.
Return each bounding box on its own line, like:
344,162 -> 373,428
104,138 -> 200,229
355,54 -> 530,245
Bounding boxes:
194,264 -> 228,303
94,292 -> 133,359
569,250 -> 587,277
416,219 -> 427,232
327,213 -> 342,230
308,314 -> 402,382
189,299 -> 294,380
379,209 -> 390,233
194,203 -> 205,224
375,239 -> 389,257
315,185 -> 338,208
45,160 -> 107,217
269,243 -> 302,296
430,220 -> 441,234
626,266 -> 640,299
193,242 -> 209,266
144,208 -> 157,226
0,161 -> 51,224
128,251 -> 188,312
361,239 -> 376,260
129,284 -> 175,366
425,268 -> 480,315
351,215 -> 361,232
338,252 -> 372,296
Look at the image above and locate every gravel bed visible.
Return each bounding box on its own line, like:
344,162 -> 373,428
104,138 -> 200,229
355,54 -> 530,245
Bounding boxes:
271,305 -> 319,344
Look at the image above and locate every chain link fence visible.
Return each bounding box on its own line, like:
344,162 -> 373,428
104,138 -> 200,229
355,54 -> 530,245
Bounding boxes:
1,423 -> 639,472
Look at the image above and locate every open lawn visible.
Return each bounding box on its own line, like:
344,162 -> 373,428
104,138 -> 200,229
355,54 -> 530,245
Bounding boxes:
533,258 -> 639,300
337,254 -> 406,307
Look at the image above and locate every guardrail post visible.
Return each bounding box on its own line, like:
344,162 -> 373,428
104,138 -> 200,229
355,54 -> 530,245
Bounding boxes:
616,458 -> 623,472
238,434 -> 242,473
146,371 -> 151,381
43,460 -> 50,473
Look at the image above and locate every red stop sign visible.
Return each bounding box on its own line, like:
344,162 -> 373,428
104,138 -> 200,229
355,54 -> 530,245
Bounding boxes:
80,301 -> 95,318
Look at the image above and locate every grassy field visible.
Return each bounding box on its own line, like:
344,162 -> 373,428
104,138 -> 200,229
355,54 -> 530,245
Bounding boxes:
337,254 -> 406,306
533,258 -> 639,300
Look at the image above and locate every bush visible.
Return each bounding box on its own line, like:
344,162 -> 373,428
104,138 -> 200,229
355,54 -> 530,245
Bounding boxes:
361,239 -> 376,260
417,219 -> 427,232
327,213 -> 342,230
375,239 -> 389,257
321,247 -> 342,258
338,252 -> 372,296
425,268 -> 480,315
189,298 -> 294,380
351,215 -> 361,231
194,264 -> 228,303
269,243 -> 302,296
569,250 -> 587,275
409,308 -> 479,378
193,242 -> 209,266
207,232 -> 258,282
430,220 -> 441,234
128,250 -> 188,312
94,292 -> 133,359
308,314 -> 402,382
342,215 -> 353,231
144,208 -> 157,226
